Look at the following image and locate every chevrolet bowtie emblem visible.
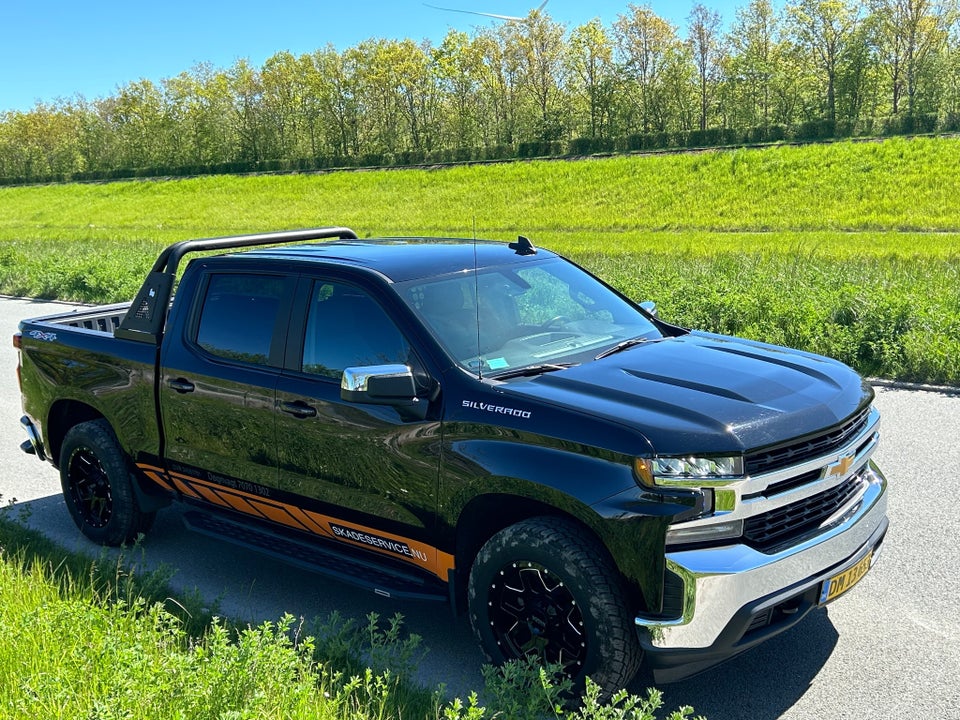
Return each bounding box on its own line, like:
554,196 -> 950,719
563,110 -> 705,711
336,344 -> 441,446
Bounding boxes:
825,454 -> 855,478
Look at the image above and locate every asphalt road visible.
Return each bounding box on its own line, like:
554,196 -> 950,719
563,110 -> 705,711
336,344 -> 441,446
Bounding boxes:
3,296 -> 959,719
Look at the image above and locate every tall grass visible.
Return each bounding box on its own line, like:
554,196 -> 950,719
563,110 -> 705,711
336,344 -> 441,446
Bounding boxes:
586,251 -> 960,384
1,136 -> 957,383
0,512 -> 701,720
0,508 -> 430,720
0,554 -> 366,719
3,137 -> 960,242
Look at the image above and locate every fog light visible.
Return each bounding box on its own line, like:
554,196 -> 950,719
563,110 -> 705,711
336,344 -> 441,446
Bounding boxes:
667,519 -> 744,546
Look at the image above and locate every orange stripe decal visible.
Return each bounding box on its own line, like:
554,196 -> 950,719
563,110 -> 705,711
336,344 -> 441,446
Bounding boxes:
288,507 -> 334,537
251,501 -> 311,532
135,462 -> 455,580
220,492 -> 263,517
172,477 -> 201,499
194,484 -> 231,509
142,470 -> 174,492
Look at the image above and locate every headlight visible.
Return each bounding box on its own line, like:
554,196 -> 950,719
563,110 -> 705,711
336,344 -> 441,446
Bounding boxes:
634,455 -> 744,488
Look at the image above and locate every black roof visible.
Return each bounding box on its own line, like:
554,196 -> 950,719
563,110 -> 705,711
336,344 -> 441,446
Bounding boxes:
237,237 -> 556,283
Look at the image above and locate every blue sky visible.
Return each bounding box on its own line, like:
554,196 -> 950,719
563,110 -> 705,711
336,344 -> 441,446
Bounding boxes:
2,0 -> 749,113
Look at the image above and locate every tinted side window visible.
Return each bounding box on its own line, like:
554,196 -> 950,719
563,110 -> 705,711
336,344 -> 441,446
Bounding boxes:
196,274 -> 286,366
302,281 -> 410,379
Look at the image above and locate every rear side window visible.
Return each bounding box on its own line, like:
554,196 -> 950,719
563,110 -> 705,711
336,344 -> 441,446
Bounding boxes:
195,274 -> 287,366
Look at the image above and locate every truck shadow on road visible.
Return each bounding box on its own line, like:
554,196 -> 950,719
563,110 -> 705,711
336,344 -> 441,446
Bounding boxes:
632,610 -> 839,719
11,494 -> 841,717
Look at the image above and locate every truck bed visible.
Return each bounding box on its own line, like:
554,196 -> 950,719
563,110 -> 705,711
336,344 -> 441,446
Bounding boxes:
25,302 -> 132,335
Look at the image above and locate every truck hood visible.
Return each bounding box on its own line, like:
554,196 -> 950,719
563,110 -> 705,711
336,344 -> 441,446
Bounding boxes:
505,333 -> 873,455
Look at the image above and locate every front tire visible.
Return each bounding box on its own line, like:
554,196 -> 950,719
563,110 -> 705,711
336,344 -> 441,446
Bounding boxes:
59,419 -> 154,545
467,516 -> 642,696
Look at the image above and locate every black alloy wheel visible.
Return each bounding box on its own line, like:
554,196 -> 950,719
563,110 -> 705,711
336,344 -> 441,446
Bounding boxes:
468,516 -> 642,697
66,446 -> 114,529
486,560 -> 587,669
59,419 -> 154,545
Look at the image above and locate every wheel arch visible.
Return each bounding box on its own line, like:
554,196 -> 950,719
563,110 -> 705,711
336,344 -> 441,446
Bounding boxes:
451,492 -> 643,614
46,399 -> 105,468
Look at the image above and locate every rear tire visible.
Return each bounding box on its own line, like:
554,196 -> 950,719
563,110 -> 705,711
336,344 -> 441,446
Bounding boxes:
467,516 -> 642,697
59,419 -> 154,546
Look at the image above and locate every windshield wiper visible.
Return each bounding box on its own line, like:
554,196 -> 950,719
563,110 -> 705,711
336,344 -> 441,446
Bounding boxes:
594,337 -> 654,360
492,362 -> 578,380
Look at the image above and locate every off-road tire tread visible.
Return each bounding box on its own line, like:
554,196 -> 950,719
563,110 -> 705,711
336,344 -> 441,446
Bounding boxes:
60,419 -> 154,546
467,515 -> 642,696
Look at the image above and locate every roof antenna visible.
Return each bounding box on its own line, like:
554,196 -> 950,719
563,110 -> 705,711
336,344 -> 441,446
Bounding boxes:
509,235 -> 537,255
472,225 -> 482,380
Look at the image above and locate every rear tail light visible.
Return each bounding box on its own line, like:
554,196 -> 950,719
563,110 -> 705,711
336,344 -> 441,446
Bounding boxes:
13,332 -> 21,349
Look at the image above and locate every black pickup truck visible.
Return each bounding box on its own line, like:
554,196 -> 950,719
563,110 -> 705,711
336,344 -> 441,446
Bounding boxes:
15,227 -> 888,693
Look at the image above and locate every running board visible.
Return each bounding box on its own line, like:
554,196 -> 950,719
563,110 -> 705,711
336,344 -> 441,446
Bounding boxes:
182,510 -> 448,602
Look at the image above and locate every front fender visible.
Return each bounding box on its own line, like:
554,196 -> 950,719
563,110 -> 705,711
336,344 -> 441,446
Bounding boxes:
439,433 -> 684,613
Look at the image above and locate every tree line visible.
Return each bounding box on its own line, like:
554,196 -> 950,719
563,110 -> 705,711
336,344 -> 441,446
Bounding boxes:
2,0 -> 959,183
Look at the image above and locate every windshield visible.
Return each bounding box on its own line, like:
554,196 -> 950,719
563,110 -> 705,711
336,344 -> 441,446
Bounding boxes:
396,258 -> 662,375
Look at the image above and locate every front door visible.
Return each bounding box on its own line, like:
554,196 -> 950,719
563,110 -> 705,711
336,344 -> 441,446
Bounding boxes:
274,277 -> 447,579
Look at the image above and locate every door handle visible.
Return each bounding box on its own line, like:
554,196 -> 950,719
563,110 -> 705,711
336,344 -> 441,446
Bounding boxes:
281,400 -> 317,418
168,378 -> 195,393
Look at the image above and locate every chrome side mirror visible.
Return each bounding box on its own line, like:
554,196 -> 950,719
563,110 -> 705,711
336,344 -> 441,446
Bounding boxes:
341,364 -> 417,404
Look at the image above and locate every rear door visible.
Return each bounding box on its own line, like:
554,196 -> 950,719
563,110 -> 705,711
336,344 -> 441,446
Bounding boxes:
158,266 -> 295,502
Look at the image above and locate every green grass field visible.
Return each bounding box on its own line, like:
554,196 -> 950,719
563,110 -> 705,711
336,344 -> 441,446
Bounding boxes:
1,136 -> 958,383
0,515 -> 432,720
1,138 -> 950,718
0,514 -> 698,720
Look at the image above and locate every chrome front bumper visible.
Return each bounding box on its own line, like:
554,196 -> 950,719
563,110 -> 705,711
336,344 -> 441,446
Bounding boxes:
636,460 -> 888,681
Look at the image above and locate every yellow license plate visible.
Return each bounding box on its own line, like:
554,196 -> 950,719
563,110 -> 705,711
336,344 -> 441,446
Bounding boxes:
819,550 -> 873,604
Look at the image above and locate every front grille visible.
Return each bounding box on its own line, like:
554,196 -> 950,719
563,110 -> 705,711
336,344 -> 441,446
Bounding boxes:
745,407 -> 871,477
744,475 -> 863,552
755,469 -> 822,499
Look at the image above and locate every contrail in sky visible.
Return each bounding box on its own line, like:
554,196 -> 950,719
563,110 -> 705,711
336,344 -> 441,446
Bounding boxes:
423,1 -> 549,22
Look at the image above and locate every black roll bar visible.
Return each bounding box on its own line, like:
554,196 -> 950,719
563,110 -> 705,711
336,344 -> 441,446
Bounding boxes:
115,226 -> 358,344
